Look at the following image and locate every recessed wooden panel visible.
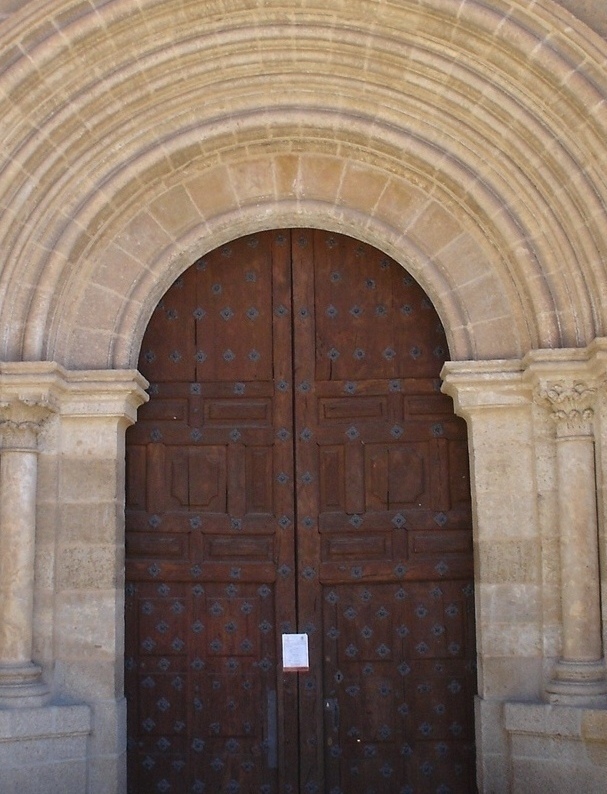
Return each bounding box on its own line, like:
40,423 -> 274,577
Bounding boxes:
319,445 -> 346,512
322,533 -> 392,561
245,446 -> 273,514
449,439 -> 472,506
365,443 -> 429,509
138,398 -> 189,421
204,535 -> 274,561
126,446 -> 146,510
169,446 -> 226,510
205,399 -> 271,424
319,396 -> 387,421
410,530 -> 473,555
126,532 -> 188,559
404,394 -> 453,416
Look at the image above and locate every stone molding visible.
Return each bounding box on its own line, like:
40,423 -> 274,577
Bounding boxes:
0,3 -> 606,366
440,359 -> 532,415
0,362 -> 148,423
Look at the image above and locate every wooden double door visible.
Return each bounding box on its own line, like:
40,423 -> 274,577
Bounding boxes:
125,230 -> 476,794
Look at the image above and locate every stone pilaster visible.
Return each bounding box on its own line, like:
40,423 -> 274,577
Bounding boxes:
0,396 -> 55,706
441,359 -> 541,792
535,379 -> 607,703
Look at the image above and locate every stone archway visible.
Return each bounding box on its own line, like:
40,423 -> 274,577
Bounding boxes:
0,2 -> 606,793
0,2 -> 606,370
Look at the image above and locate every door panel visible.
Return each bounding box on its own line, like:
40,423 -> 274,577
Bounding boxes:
125,229 -> 475,794
126,232 -> 298,793
291,230 -> 474,793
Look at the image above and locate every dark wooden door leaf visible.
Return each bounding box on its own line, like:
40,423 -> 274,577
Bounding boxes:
125,230 -> 475,794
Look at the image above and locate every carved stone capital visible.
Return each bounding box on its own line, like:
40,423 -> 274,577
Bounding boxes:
535,381 -> 597,436
0,396 -> 56,450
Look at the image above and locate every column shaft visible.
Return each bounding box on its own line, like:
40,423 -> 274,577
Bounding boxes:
557,435 -> 602,662
0,449 -> 38,665
538,378 -> 607,703
0,404 -> 52,706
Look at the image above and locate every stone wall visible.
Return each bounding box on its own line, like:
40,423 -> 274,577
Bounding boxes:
0,1 -> 607,792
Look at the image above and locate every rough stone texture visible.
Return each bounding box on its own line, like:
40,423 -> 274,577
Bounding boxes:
443,345 -> 607,791
0,366 -> 145,793
0,2 -> 605,793
0,2 -> 606,367
506,702 -> 607,793
0,704 -> 91,794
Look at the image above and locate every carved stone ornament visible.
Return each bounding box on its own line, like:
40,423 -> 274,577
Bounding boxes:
0,396 -> 56,449
535,381 -> 597,435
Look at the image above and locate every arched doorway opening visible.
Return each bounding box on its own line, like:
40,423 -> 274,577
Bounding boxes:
125,229 -> 476,793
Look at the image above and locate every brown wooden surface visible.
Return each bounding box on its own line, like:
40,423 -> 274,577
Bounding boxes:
125,230 -> 476,794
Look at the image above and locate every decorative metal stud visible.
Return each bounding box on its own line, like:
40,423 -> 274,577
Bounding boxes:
435,561 -> 449,576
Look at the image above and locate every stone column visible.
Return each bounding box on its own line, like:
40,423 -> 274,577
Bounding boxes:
0,397 -> 54,706
537,380 -> 607,703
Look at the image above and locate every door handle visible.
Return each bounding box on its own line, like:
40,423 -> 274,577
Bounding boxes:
324,697 -> 340,732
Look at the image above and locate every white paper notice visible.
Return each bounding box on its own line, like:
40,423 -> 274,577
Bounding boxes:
282,633 -> 309,672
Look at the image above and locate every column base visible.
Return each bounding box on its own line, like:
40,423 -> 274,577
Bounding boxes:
0,662 -> 50,708
546,659 -> 607,706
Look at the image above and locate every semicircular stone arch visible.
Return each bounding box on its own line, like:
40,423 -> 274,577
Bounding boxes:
0,0 -> 606,368
48,145 -> 527,369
